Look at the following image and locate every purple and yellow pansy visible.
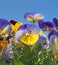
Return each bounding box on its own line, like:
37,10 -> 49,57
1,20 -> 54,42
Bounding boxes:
24,12 -> 44,23
15,24 -> 39,45
49,32 -> 58,59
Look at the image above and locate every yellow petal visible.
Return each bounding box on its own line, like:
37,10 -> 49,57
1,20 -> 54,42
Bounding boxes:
27,16 -> 34,22
20,33 -> 39,45
53,37 -> 58,49
54,53 -> 58,59
34,16 -> 40,21
0,40 -> 8,51
0,30 -> 1,33
1,26 -> 9,34
10,22 -> 23,33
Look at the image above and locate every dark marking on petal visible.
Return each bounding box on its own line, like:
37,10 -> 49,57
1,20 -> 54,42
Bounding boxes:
10,20 -> 17,25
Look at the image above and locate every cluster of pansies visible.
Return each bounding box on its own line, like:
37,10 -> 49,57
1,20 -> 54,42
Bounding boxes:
0,12 -> 58,65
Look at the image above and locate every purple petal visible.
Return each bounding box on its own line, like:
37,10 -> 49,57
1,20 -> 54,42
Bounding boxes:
38,20 -> 46,29
18,24 -> 30,30
15,30 -> 26,41
38,35 -> 49,48
44,21 -> 54,28
49,33 -> 58,47
0,18 -> 9,29
2,45 -> 13,61
48,32 -> 55,40
15,24 -> 30,41
24,13 -> 31,19
48,31 -> 58,40
24,12 -> 38,19
26,24 -> 39,34
18,24 -> 39,34
38,20 -> 54,31
54,32 -> 58,37
30,12 -> 39,17
53,18 -> 58,27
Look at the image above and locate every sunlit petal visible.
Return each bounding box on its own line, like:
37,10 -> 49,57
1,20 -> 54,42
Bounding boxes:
20,33 -> 39,45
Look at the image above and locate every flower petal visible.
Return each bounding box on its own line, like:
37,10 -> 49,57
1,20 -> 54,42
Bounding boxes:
48,32 -> 55,40
10,20 -> 23,33
0,25 -> 11,34
49,34 -> 58,50
38,20 -> 46,29
38,20 -> 54,32
53,18 -> 58,27
20,33 -> 39,45
18,24 -> 30,31
0,18 -> 9,29
26,24 -> 39,34
15,30 -> 26,41
38,35 -> 49,48
44,21 -> 54,28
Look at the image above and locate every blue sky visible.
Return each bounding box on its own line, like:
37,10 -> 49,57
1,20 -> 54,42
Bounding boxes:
0,0 -> 58,24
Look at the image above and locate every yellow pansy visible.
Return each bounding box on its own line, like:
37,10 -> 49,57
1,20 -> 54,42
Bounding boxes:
20,33 -> 39,45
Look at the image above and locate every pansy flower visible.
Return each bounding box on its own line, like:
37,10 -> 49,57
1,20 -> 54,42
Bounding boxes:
38,20 -> 54,32
10,20 -> 23,33
49,32 -> 58,59
24,12 -> 44,23
38,35 -> 49,49
15,24 -> 39,45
